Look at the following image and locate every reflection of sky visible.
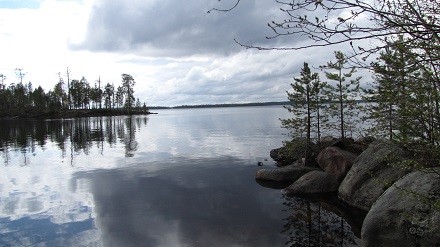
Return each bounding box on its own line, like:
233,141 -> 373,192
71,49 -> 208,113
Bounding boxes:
72,158 -> 289,247
0,106 -> 294,246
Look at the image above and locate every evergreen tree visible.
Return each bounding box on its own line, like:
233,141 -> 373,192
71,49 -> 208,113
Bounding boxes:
53,76 -> 67,109
31,86 -> 47,110
135,98 -> 141,109
103,82 -> 114,109
13,82 -> 29,110
91,80 -> 103,109
70,79 -> 80,109
281,62 -> 325,144
366,37 -> 439,143
115,85 -> 124,108
121,74 -> 136,113
70,77 -> 91,109
321,51 -> 361,140
366,39 -> 410,140
311,79 -> 330,142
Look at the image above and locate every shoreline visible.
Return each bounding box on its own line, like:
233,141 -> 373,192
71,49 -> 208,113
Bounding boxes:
0,108 -> 156,120
258,138 -> 439,246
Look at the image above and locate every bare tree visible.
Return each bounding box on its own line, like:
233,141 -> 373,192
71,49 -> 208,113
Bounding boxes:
15,68 -> 26,84
211,0 -> 440,65
0,74 -> 6,90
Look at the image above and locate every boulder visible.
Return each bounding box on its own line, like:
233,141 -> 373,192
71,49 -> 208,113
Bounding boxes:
283,170 -> 340,195
269,148 -> 286,163
361,168 -> 440,247
317,147 -> 358,182
270,139 -> 316,167
358,136 -> 376,144
255,161 -> 319,182
338,140 -> 410,211
330,137 -> 368,154
329,138 -> 355,150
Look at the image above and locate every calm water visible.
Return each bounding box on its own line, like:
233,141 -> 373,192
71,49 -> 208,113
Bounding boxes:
0,106 -> 360,246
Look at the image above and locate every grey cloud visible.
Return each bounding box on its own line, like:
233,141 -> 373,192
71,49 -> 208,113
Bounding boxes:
75,0 -> 304,56
131,43 -> 366,106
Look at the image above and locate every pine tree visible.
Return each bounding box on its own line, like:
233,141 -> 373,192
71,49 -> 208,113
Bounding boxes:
103,82 -> 114,109
121,74 -> 136,113
321,51 -> 361,140
366,37 -> 438,142
281,62 -> 327,144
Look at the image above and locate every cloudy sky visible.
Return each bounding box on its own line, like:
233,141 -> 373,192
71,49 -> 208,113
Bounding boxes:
0,0 -> 359,107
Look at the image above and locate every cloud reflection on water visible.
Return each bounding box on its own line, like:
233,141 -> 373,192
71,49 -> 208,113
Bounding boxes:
72,157 -> 287,247
0,107 -> 359,246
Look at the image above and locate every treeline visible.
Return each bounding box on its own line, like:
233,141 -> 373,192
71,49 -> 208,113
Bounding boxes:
0,71 -> 147,118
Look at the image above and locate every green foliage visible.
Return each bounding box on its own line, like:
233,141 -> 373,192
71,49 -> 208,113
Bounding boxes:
365,37 -> 440,144
0,69 -> 146,117
281,62 -> 328,143
115,85 -> 124,108
121,74 -> 136,113
279,139 -> 310,161
103,83 -> 115,109
320,51 -> 361,140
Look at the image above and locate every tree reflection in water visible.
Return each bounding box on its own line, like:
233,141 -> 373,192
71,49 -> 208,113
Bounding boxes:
0,116 -> 148,166
281,194 -> 363,247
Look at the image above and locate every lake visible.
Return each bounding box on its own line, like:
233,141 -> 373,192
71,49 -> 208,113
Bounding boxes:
0,106 -> 361,246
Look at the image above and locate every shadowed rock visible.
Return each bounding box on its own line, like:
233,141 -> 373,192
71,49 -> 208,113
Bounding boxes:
283,170 -> 340,195
338,140 -> 410,211
255,162 -> 319,182
361,168 -> 440,247
317,147 -> 358,182
270,139 -> 316,167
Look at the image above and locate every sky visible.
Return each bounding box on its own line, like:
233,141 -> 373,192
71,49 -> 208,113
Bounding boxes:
0,0 -> 368,107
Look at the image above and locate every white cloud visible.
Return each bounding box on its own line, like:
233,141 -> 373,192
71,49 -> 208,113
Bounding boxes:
0,0 -> 92,86
0,0 -> 372,107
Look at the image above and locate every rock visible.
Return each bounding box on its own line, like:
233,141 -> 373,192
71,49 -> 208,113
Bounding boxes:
270,139 -> 316,167
338,140 -> 410,211
330,138 -> 355,150
255,162 -> 319,182
317,147 -> 358,182
358,136 -> 376,144
269,148 -> 284,162
255,179 -> 293,190
329,138 -> 368,154
361,168 -> 440,247
321,136 -> 339,143
283,170 -> 340,194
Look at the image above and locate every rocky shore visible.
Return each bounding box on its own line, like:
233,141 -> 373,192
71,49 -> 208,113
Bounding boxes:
257,138 -> 440,246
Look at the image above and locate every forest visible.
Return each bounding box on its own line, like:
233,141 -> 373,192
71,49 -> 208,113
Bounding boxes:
0,72 -> 148,118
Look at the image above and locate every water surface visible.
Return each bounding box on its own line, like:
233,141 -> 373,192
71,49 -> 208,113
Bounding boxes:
0,106 -> 360,246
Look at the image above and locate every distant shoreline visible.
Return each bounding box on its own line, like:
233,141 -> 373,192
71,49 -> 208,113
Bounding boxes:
1,100 -> 371,119
0,102 -> 289,120
149,99 -> 370,110
149,101 -> 290,109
